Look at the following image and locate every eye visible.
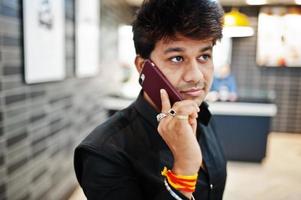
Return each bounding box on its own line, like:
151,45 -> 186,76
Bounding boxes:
198,54 -> 211,62
170,56 -> 184,63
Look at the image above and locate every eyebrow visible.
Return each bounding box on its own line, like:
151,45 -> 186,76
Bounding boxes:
164,45 -> 213,54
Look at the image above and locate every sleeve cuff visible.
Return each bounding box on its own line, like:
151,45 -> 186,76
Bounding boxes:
163,178 -> 193,200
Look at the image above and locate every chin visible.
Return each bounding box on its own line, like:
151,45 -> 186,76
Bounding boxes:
180,89 -> 208,106
194,93 -> 207,106
194,98 -> 204,106
182,95 -> 204,106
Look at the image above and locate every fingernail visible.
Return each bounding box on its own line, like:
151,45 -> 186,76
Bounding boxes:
160,89 -> 164,94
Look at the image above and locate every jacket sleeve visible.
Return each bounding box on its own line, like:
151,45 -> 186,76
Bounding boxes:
74,145 -> 190,200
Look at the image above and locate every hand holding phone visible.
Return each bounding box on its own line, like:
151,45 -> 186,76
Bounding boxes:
140,60 -> 202,184
139,60 -> 182,110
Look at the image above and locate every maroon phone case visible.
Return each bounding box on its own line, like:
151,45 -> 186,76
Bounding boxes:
139,60 -> 182,110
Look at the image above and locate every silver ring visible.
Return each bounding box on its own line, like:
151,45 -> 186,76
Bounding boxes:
167,109 -> 176,117
156,113 -> 168,122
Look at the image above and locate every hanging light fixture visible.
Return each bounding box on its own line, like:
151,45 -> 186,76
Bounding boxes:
223,8 -> 254,37
246,0 -> 267,5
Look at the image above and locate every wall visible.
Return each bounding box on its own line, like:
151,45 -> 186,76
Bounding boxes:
230,7 -> 301,133
0,0 -> 132,199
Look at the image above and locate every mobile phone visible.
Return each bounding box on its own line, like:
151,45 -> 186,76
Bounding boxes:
139,59 -> 182,110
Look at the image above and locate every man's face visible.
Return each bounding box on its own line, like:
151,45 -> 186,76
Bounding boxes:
149,35 -> 214,106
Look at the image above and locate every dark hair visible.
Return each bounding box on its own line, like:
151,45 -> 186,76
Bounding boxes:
132,0 -> 224,59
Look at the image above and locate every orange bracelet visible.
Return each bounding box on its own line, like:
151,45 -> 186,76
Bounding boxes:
161,167 -> 198,193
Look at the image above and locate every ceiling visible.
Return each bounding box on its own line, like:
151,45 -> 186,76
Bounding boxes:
125,0 -> 301,7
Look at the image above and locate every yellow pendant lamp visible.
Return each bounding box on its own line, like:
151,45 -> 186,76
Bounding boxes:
225,8 -> 250,26
223,8 -> 254,37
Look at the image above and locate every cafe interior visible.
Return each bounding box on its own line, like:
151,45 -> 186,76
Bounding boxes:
0,0 -> 300,199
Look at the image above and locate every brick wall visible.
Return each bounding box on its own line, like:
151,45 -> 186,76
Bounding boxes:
0,0 -> 132,199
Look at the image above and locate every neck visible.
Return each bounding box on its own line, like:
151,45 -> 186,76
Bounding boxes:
143,91 -> 161,112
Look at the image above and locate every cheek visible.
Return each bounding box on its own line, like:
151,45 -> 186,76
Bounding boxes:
156,62 -> 183,85
164,70 -> 183,87
203,68 -> 214,87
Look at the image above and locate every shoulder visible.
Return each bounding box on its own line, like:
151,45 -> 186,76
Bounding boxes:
77,105 -> 138,153
73,105 -> 139,184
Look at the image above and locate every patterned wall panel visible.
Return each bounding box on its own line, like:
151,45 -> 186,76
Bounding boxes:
0,0 -> 132,199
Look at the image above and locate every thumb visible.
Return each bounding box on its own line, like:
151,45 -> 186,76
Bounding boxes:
160,89 -> 171,112
190,118 -> 197,135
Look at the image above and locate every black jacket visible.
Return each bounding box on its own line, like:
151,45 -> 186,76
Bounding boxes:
74,92 -> 227,200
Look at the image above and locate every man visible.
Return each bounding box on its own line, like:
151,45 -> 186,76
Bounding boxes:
74,0 -> 227,199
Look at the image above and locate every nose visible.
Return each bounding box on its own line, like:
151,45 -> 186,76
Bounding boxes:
183,60 -> 204,83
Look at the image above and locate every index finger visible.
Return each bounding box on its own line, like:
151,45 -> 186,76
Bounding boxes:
160,89 -> 171,112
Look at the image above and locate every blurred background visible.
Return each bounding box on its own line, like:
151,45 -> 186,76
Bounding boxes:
0,0 -> 301,199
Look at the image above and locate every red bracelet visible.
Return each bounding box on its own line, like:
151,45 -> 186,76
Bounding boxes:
161,167 -> 198,193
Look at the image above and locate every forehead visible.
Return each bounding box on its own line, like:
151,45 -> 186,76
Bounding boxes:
155,34 -> 214,51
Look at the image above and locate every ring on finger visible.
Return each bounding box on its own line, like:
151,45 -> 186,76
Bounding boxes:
156,113 -> 168,122
167,109 -> 176,117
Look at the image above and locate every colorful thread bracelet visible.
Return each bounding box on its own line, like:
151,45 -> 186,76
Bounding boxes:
161,167 -> 198,193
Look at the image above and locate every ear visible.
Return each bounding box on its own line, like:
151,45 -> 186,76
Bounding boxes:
135,55 -> 145,74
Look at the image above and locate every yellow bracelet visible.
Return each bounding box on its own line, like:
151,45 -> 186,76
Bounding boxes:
162,167 -> 198,180
161,167 -> 198,193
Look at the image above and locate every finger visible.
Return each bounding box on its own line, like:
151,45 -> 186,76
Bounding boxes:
160,89 -> 171,112
191,112 -> 198,119
173,104 -> 199,117
173,100 -> 200,113
189,118 -> 197,135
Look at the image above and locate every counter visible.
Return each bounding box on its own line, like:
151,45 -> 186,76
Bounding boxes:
209,101 -> 276,162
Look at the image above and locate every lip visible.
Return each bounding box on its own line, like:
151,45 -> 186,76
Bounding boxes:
180,88 -> 204,97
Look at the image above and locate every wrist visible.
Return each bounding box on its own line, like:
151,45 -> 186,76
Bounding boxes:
172,159 -> 202,176
180,190 -> 193,199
